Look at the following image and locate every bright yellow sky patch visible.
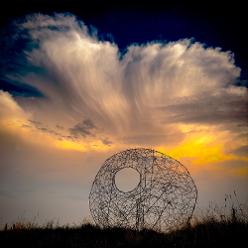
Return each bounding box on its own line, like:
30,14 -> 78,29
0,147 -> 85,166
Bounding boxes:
157,124 -> 248,175
54,139 -> 87,152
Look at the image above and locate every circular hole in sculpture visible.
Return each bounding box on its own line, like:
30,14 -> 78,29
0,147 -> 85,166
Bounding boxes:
115,168 -> 140,192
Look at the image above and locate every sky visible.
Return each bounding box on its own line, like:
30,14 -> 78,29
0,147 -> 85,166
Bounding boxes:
0,1 -> 247,226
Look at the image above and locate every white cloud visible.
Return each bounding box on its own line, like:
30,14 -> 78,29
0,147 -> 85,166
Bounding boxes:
4,13 -> 245,146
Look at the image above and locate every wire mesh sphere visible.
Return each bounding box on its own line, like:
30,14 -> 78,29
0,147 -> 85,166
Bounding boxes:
89,148 -> 197,232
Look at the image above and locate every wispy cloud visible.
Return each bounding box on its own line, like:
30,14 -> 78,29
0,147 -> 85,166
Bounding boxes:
1,14 -> 246,146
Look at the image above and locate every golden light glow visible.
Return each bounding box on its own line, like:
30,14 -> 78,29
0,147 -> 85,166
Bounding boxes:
157,124 -> 248,176
1,97 -> 247,177
54,140 -> 87,152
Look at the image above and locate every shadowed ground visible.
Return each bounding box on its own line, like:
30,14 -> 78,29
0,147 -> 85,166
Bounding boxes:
1,218 -> 247,248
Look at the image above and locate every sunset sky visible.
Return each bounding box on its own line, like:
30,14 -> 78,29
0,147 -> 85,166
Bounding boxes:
0,1 -> 247,226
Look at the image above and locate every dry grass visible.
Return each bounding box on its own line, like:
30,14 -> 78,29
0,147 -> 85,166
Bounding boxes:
1,201 -> 247,248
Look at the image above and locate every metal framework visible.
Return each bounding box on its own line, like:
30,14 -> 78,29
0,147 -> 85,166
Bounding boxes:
89,148 -> 197,232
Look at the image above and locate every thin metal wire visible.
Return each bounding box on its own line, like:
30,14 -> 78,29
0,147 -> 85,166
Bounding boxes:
89,148 -> 197,233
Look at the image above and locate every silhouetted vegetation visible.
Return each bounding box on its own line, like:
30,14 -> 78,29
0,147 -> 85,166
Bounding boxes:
1,200 -> 248,248
0,218 -> 247,247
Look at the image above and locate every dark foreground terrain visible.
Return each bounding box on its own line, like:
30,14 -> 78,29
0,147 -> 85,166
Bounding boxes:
1,218 -> 248,248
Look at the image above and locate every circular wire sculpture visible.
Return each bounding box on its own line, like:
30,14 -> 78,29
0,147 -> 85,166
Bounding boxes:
89,148 -> 197,232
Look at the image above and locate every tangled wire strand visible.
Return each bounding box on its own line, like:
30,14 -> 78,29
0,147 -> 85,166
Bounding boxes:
89,148 -> 197,232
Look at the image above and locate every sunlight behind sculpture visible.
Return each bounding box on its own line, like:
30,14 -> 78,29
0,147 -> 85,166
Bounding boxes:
89,148 -> 197,232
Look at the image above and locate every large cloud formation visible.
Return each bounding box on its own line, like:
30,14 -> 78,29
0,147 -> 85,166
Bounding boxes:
0,13 -> 247,225
1,13 -> 246,146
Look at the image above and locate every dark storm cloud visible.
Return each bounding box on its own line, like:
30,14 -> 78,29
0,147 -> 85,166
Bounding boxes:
69,119 -> 96,138
27,119 -> 68,139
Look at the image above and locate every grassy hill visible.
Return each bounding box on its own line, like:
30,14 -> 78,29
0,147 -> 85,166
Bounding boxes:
1,216 -> 248,248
